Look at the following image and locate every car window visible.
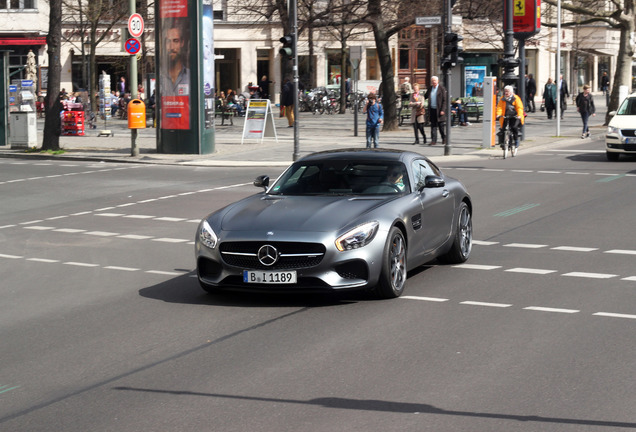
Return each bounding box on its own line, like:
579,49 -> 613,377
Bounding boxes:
411,159 -> 440,189
617,97 -> 636,116
269,161 -> 410,195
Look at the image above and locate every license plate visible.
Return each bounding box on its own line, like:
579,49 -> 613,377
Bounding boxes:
243,270 -> 297,284
626,138 -> 636,144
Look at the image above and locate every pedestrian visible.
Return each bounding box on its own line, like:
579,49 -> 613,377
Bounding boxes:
363,92 -> 383,148
400,77 -> 413,101
259,75 -> 272,100
600,71 -> 610,95
409,83 -> 426,144
526,73 -> 536,113
424,75 -> 447,146
542,78 -> 557,119
118,77 -> 126,95
558,74 -> 569,119
575,84 -> 595,139
281,77 -> 294,127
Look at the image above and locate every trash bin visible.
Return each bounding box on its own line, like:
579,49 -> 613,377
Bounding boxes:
127,99 -> 146,129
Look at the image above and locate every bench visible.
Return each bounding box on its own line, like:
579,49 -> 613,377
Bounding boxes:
462,97 -> 483,122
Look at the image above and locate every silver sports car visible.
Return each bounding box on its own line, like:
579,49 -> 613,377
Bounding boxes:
195,148 -> 472,298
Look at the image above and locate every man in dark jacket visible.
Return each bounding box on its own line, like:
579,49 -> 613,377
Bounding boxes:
558,74 -> 569,119
526,74 -> 537,113
424,75 -> 447,146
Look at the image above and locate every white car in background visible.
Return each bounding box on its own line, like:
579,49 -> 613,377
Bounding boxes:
606,93 -> 636,161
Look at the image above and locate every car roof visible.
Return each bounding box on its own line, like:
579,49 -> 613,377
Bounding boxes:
299,148 -> 425,163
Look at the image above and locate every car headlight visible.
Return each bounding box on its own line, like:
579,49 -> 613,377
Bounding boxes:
199,220 -> 218,249
335,221 -> 379,251
607,126 -> 620,135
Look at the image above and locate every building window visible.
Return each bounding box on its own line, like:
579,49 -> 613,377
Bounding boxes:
398,44 -> 409,70
326,49 -> 342,85
1,0 -> 35,9
416,43 -> 426,69
366,49 -> 379,80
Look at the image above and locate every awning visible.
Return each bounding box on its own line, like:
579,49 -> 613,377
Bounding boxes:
0,37 -> 47,46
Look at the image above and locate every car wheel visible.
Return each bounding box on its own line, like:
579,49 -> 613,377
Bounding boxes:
439,202 -> 472,264
375,227 -> 407,299
606,151 -> 620,161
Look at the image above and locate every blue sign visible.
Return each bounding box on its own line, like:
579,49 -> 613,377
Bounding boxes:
9,85 -> 17,92
125,38 -> 141,55
465,66 -> 487,98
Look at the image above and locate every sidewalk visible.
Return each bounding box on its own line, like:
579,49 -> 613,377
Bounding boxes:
0,95 -> 608,167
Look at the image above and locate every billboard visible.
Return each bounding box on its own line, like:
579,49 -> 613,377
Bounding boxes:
465,66 -> 487,98
159,0 -> 190,129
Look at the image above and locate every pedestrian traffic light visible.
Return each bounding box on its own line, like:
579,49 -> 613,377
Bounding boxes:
443,32 -> 464,67
279,34 -> 294,59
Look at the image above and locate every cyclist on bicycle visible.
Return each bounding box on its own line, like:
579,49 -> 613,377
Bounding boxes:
496,85 -> 525,150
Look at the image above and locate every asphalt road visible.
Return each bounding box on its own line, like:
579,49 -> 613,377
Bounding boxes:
1,139 -> 636,431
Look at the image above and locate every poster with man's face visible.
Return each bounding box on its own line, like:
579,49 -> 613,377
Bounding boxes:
160,0 -> 190,129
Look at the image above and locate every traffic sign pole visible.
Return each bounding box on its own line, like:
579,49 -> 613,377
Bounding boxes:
129,7 -> 139,156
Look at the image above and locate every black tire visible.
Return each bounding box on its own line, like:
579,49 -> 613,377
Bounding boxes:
375,227 -> 407,299
606,151 -> 620,161
438,202 -> 472,264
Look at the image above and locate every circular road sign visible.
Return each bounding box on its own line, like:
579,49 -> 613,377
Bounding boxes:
125,38 -> 141,55
128,13 -> 144,38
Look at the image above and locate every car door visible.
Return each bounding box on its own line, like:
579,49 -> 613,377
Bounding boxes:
410,159 -> 455,255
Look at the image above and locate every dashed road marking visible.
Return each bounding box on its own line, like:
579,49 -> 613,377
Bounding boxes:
460,301 -> 512,308
593,312 -> 636,320
454,264 -> 501,270
605,249 -> 636,255
503,243 -> 547,249
401,296 -> 449,302
562,272 -> 618,279
551,246 -> 598,252
524,306 -> 580,314
506,268 -> 558,275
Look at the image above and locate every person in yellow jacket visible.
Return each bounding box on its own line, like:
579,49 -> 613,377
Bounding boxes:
496,85 -> 525,150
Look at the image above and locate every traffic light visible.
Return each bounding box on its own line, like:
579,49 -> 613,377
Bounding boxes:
442,32 -> 464,68
498,56 -> 520,83
279,34 -> 294,59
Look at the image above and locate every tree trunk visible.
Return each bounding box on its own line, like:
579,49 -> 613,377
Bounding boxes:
606,16 -> 635,125
42,0 -> 63,151
368,0 -> 398,131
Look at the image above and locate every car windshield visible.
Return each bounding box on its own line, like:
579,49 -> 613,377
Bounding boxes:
269,160 -> 411,196
616,96 -> 636,116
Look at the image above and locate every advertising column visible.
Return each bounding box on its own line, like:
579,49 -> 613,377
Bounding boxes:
156,0 -> 214,154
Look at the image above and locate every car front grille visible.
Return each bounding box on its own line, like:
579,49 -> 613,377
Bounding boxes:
621,129 -> 636,137
220,241 -> 326,270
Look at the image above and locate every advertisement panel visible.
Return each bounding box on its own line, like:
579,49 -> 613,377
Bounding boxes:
504,0 -> 541,37
465,66 -> 487,98
202,0 -> 214,129
159,0 -> 190,129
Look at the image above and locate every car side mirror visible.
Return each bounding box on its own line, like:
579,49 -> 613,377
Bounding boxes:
609,110 -> 617,117
254,175 -> 269,190
421,175 -> 445,190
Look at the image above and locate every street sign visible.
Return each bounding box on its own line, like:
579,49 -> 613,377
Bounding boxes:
125,38 -> 141,55
416,16 -> 441,26
128,13 -> 144,38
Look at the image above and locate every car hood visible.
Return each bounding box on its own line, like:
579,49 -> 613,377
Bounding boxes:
219,194 -> 390,232
609,114 -> 636,130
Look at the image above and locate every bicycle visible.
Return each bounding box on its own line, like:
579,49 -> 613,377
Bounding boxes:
498,115 -> 518,159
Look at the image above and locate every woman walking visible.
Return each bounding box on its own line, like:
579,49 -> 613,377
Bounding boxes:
409,83 -> 427,144
575,84 -> 596,138
542,78 -> 557,120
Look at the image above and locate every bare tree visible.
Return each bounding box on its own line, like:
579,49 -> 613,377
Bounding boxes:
42,0 -> 63,151
61,0 -> 129,111
542,0 -> 635,124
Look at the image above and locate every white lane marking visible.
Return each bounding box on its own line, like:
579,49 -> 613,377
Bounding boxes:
23,226 -> 55,231
46,216 -> 68,221
155,217 -> 187,222
565,172 -> 589,175
0,225 -> 16,229
605,249 -> 636,255
95,207 -> 115,211
27,258 -> 60,263
401,296 -> 449,302
124,215 -> 155,219
524,306 -> 579,314
504,243 -> 548,249
454,264 -> 501,270
506,268 -> 558,275
562,272 -> 618,279
551,246 -> 598,252
54,228 -> 86,233
71,211 -> 92,216
0,254 -> 22,259
473,240 -> 499,245
621,276 -> 636,281
137,199 -> 158,203
537,171 -> 562,174
483,169 -> 505,172
95,213 -> 125,217
63,262 -> 100,267
152,238 -> 189,243
158,195 -> 178,200
117,203 -> 136,208
20,220 -> 44,225
593,312 -> 636,320
460,301 -> 512,308
85,231 -> 120,237
104,266 -> 139,272
511,169 -> 533,173
117,234 -> 154,240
